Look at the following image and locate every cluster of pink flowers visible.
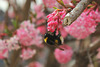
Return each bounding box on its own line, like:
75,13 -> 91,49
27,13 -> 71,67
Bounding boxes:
17,20 -> 42,47
65,9 -> 100,39
6,35 -> 20,51
20,48 -> 36,60
89,8 -> 100,22
47,9 -> 68,38
47,9 -> 66,32
0,36 -> 20,59
0,20 -> 43,60
54,45 -> 73,64
16,20 -> 43,60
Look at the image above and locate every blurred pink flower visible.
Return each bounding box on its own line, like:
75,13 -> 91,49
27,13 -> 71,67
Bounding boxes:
54,45 -> 73,64
65,10 -> 97,39
34,4 -> 45,19
6,35 -> 20,51
17,21 -> 43,47
47,9 -> 66,32
27,62 -> 43,67
20,48 -> 36,60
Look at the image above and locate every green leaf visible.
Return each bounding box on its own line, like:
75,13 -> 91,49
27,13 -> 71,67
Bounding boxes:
53,7 -> 58,9
72,0 -> 77,5
34,13 -> 37,18
12,20 -> 18,29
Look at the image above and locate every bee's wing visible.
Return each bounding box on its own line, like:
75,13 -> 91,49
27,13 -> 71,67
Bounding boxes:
60,36 -> 64,44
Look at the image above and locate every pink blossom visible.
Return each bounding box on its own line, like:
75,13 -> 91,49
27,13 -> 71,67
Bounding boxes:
65,10 -> 97,39
89,8 -> 100,22
6,35 -> 20,51
54,45 -> 73,64
47,9 -> 66,32
27,62 -> 43,67
17,21 -> 43,46
20,48 -> 36,60
17,28 -> 33,46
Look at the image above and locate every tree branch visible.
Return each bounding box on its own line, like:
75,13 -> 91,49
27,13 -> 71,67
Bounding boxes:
63,0 -> 92,26
9,49 -> 21,67
22,0 -> 31,20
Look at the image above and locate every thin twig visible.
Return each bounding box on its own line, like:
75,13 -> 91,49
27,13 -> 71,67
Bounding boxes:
63,0 -> 92,26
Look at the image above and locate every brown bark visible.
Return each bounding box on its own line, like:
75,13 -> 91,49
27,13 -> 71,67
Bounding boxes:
63,0 -> 92,26
22,0 -> 31,20
9,49 -> 21,67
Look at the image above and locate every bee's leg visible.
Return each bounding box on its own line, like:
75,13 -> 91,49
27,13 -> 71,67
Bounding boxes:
55,44 -> 64,51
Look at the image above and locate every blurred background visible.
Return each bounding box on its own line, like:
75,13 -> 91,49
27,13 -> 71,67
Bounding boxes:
0,0 -> 100,67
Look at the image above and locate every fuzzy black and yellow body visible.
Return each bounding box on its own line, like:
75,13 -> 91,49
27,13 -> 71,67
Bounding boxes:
44,31 -> 63,46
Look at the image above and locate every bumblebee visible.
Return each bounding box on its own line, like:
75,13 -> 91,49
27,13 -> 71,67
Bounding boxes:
44,31 -> 64,50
